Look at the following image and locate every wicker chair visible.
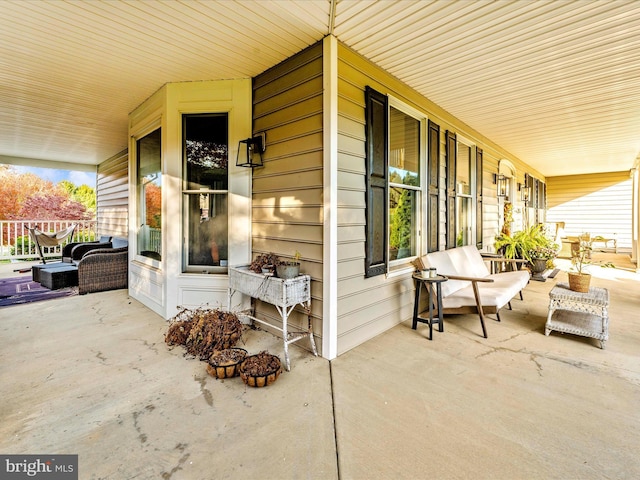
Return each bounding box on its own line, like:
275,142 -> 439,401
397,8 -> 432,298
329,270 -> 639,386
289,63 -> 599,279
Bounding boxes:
77,243 -> 128,295
62,236 -> 113,263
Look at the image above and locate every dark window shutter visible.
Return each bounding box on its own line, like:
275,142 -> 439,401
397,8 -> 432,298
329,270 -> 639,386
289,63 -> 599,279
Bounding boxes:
427,120 -> 440,252
364,86 -> 389,277
527,174 -> 534,205
475,147 -> 483,249
445,130 -> 457,249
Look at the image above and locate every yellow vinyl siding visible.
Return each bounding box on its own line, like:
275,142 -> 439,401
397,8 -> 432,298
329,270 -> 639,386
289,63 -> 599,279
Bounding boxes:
547,172 -> 632,249
97,149 -> 128,238
249,39 -> 549,356
335,41 -> 545,354
252,42 -> 324,349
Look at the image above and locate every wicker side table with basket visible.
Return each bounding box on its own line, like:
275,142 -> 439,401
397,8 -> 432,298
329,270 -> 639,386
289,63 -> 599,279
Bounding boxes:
545,282 -> 609,349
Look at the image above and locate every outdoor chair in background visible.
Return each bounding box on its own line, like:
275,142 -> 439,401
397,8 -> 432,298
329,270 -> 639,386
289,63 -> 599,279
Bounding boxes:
62,235 -> 113,263
31,235 -> 112,283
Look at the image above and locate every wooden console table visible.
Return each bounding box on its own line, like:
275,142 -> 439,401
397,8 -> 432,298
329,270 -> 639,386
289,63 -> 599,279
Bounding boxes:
227,266 -> 317,371
545,282 -> 609,349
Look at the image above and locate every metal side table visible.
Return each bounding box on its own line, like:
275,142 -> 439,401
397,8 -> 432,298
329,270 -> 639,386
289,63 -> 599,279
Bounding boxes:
412,273 -> 448,340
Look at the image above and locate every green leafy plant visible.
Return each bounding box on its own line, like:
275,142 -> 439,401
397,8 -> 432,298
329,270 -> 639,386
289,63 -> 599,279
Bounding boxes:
494,224 -> 556,263
10,235 -> 35,256
571,240 -> 591,274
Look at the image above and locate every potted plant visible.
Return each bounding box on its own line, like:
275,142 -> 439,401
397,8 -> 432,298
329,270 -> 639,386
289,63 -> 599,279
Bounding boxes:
501,202 -> 514,236
568,236 -> 593,292
494,224 -> 551,265
276,250 -> 301,279
530,245 -> 558,274
239,351 -> 282,387
249,252 -> 280,274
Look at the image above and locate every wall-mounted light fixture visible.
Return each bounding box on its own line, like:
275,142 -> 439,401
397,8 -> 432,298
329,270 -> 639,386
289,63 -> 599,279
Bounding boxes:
496,174 -> 507,197
236,132 -> 266,168
521,173 -> 530,204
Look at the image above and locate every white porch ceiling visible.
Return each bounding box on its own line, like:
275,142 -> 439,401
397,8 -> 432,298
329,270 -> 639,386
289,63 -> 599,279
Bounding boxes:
1,0 -> 639,177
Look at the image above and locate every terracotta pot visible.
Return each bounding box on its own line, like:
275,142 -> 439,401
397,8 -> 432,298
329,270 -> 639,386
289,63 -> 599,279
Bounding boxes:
568,272 -> 591,293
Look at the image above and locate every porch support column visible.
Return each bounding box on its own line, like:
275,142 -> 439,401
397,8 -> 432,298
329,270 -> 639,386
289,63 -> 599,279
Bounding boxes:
632,162 -> 639,272
322,35 -> 338,360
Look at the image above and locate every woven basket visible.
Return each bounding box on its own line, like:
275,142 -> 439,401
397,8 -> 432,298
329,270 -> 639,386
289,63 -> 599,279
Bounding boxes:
568,272 -> 591,293
206,348 -> 247,379
239,354 -> 282,388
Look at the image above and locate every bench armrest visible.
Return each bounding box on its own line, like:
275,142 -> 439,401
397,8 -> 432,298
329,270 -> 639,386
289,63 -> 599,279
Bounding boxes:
445,274 -> 494,283
71,242 -> 113,261
481,255 -> 528,265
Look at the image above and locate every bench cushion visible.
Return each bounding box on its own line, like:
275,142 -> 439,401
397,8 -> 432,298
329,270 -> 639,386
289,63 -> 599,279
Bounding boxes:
441,283 -> 518,309
421,246 -> 529,311
421,246 -> 491,297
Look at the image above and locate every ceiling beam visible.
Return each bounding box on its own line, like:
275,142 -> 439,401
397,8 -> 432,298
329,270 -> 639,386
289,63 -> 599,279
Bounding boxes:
0,155 -> 98,173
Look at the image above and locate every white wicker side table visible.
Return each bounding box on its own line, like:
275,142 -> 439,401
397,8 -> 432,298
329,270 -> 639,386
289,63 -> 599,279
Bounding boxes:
545,282 -> 609,349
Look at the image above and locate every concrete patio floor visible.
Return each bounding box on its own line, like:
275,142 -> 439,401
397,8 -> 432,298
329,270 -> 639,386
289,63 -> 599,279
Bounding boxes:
1,254 -> 639,479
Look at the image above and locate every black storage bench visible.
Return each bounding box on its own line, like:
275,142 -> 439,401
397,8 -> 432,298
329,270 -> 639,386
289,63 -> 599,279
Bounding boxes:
40,265 -> 79,290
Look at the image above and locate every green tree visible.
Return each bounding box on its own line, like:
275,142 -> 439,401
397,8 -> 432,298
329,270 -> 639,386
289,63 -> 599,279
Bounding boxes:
390,188 -> 413,255
58,180 -> 96,216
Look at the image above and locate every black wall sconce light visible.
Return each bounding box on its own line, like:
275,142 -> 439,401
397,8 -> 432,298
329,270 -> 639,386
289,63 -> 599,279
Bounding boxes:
521,173 -> 531,204
521,185 -> 531,204
236,132 -> 266,168
494,174 -> 507,197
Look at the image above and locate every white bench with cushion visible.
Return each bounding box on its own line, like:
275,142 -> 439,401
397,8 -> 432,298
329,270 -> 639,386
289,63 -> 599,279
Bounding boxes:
415,246 -> 530,338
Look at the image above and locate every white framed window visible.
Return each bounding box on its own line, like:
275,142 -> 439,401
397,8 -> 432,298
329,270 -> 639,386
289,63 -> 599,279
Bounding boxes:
388,99 -> 426,265
135,128 -> 162,262
456,138 -> 475,246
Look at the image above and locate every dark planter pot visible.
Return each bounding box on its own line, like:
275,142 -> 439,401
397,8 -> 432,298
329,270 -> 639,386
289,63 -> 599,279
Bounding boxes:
532,258 -> 548,274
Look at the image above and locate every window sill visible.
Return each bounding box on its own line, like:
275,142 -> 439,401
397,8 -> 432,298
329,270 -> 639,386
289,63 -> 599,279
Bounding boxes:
386,263 -> 416,279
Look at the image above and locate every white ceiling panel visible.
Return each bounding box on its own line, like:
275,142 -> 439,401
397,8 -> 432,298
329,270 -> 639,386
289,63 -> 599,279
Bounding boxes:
0,0 -> 639,177
337,0 -> 640,176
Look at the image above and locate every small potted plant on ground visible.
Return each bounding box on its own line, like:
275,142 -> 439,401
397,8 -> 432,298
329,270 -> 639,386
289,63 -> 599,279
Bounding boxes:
239,351 -> 282,387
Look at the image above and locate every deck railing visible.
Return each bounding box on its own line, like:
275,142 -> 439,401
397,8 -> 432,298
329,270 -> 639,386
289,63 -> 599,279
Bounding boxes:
0,220 -> 97,261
